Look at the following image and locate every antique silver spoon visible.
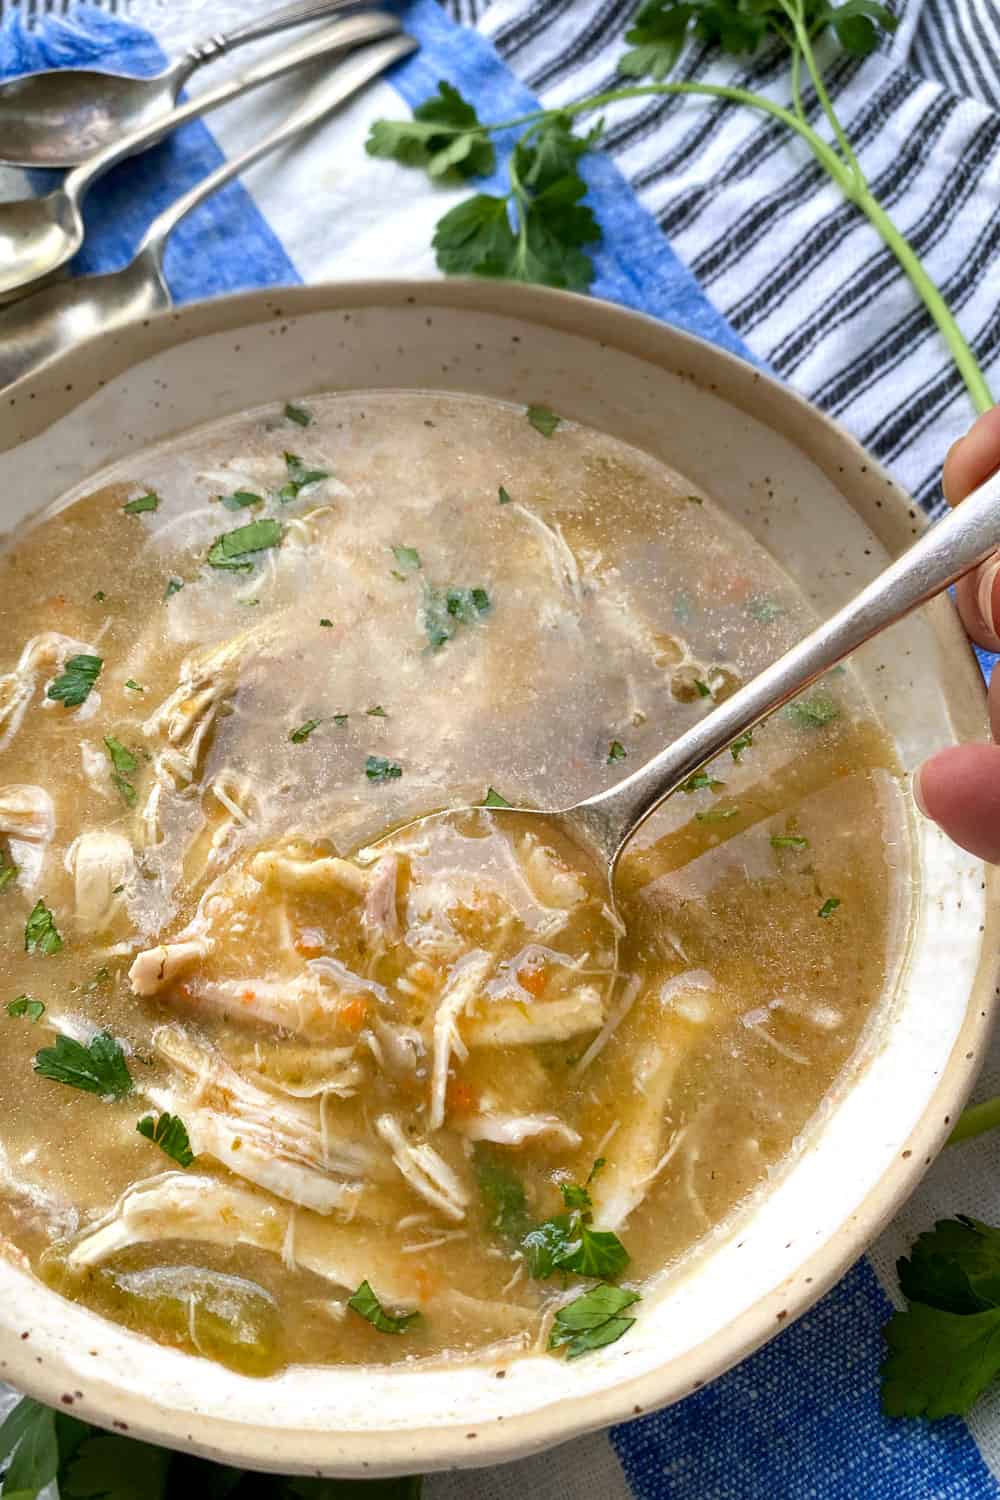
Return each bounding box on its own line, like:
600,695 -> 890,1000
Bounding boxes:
0,32 -> 416,391
0,0 -> 374,168
373,465 -> 1000,905
0,10 -> 401,304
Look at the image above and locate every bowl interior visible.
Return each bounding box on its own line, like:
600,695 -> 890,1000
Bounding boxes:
0,282 -> 995,1477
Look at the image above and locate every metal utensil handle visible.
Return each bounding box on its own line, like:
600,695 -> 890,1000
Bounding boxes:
180,0 -> 373,76
578,466 -> 1000,864
65,11 -> 400,199
138,34 -> 417,263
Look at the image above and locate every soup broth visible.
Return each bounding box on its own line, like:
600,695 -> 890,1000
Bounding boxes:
0,392 -> 907,1374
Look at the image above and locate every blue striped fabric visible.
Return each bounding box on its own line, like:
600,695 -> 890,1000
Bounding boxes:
1,3 -> 996,1496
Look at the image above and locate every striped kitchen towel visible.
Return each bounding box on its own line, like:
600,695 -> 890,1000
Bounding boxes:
2,1 -> 1000,1496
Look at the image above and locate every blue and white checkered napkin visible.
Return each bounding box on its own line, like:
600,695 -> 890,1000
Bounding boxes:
3,1 -> 1000,1495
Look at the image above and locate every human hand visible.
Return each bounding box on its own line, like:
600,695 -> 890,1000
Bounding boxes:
913,406 -> 1000,861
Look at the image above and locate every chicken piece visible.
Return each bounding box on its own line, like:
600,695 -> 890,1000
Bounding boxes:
590,972 -> 719,1232
181,968 -> 384,1038
231,1042 -> 366,1100
250,849 -> 368,898
0,785 -> 54,890
518,833 -> 588,910
142,632 -> 257,789
363,853 -> 400,945
454,1113 -> 581,1149
1,634 -> 98,751
464,984 -> 604,1047
375,1114 -> 469,1222
66,1175 -> 418,1305
65,830 -> 134,933
129,937 -> 212,997
511,503 -> 584,608
429,949 -> 493,1130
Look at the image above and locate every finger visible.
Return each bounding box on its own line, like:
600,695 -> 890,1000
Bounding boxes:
942,407 -> 1000,649
913,742 -> 1000,863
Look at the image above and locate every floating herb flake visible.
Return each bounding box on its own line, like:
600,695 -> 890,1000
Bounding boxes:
0,851 -> 16,894
366,755 -> 402,783
786,694 -> 840,729
498,485 -> 513,505
319,618 -> 333,628
290,720 -> 322,744
47,654 -> 102,708
164,578 -> 184,599
219,489 -> 264,512
391,544 -> 421,573
694,679 -> 711,698
680,771 -> 724,794
137,1112 -> 195,1168
526,404 -> 560,438
24,900 -> 62,956
696,807 -> 738,823
332,713 -> 349,727
482,787 -> 513,808
366,705 -> 387,718
818,897 -> 842,919
93,590 -> 106,603
423,584 -> 491,650
607,740 -> 627,763
34,1031 -> 132,1098
348,1280 -> 420,1334
122,492 -> 159,516
549,1283 -> 640,1360
207,518 -> 282,572
772,834 -> 810,851
730,730 -> 753,762
284,402 -> 313,428
7,996 -> 44,1023
278,451 -> 329,502
124,679 -> 144,693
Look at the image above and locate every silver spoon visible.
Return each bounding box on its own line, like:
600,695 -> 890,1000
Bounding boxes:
373,465 -> 1000,908
0,0 -> 375,169
0,10 -> 402,304
0,32 -> 417,391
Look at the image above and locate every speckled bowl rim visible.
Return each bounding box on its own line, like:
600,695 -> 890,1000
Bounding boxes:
0,279 -> 997,1478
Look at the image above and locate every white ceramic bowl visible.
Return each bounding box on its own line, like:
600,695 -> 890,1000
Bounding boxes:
1,281 -> 996,1478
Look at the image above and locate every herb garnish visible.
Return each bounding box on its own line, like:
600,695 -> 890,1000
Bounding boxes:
47,653 -> 102,708
423,585 -> 491,650
104,736 -> 138,807
367,705 -> 388,718
523,1165 -> 629,1281
696,807 -> 738,823
93,590 -> 106,602
482,787 -> 513,808
219,489 -> 264,511
319,617 -> 333,628
498,485 -> 513,505
278,451 -> 329,502
771,834 -> 810,850
549,1283 -> 640,1359
786,694 -> 840,728
25,900 -> 62,956
333,713 -> 349,727
137,1112 -> 195,1167
527,404 -> 560,438
34,1031 -> 132,1098
730,730 -> 753,762
366,755 -> 403,783
124,679 -> 144,693
694,679 -> 711,698
0,850 -> 16,894
122,492 -> 158,516
348,1280 -> 420,1335
392,544 -> 421,574
475,1149 -> 532,1238
7,996 -> 44,1022
164,577 -> 184,599
818,897 -> 841,918
290,720 -> 322,744
366,79 -> 496,180
284,401 -> 313,428
207,518 -> 282,572
607,740 -> 627,763
680,771 -> 724,793
747,596 -> 785,624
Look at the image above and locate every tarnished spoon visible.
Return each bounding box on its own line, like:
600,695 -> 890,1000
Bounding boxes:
0,10 -> 401,304
0,32 -> 417,391
371,466 -> 1000,909
0,0 -> 374,168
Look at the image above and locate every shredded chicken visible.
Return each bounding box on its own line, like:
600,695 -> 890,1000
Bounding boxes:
375,1114 -> 469,1222
465,984 -> 604,1047
454,1112 -> 581,1148
129,937 -> 213,997
363,853 -> 400,944
518,833 -> 588,910
0,785 -> 54,890
0,633 -> 98,752
250,848 -> 368,898
429,949 -> 493,1130
65,830 -> 133,933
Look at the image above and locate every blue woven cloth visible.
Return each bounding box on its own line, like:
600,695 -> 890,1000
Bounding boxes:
1,4 -> 997,1497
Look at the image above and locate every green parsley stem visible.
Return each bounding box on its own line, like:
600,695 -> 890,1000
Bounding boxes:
948,1095 -> 1000,1146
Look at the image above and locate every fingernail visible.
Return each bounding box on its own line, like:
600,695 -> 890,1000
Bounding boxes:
977,560 -> 1000,638
912,765 -> 929,818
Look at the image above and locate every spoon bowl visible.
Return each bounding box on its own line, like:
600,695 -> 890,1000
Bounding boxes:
0,65 -> 188,168
0,192 -> 81,303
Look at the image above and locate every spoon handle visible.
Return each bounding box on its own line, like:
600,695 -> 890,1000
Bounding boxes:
576,466 -> 1000,866
137,34 -> 417,267
64,11 -> 402,201
175,0 -> 375,86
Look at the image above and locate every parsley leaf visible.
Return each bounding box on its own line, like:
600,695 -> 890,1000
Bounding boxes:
498,485 -> 513,505
785,693 -> 840,728
608,740 -> 627,763
618,0 -> 691,79
0,1395 -> 60,1496
527,403 -> 561,438
0,848 -> 17,894
696,806 -> 738,823
348,1279 -> 420,1335
730,730 -> 753,762
367,81 -> 495,180
104,736 -> 137,775
319,618 -> 333,628
332,713 -> 349,727
25,900 -> 62,956
164,577 -> 184,599
482,787 -> 513,808
818,897 -> 841,918
47,653 -> 102,708
694,678 -> 712,698
122,492 -> 158,515
616,0 -> 895,74
137,1112 -> 195,1168
7,995 -> 45,1022
523,1214 -> 629,1280
561,1181 -> 592,1212
475,1148 -> 532,1238
680,771 -> 724,793
284,401 -> 313,427
290,720 -> 322,744
124,679 -> 144,693
771,834 -> 810,850
366,755 -> 402,782
62,1432 -> 171,1500
219,489 -> 264,511
899,1216 -> 1000,1315
549,1283 -> 640,1359
392,544 -> 421,574
278,452 -> 330,503
34,1031 -> 132,1098
367,705 -> 388,718
423,584 -> 491,650
207,518 -> 282,572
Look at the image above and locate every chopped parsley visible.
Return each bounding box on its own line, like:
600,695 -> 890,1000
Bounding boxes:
164,577 -> 184,599
696,807 -> 738,823
549,1283 -> 640,1360
366,705 -> 388,718
348,1279 -> 420,1334
365,79 -> 495,180
137,1112 -> 195,1167
332,713 -> 349,727
7,996 -> 44,1023
747,596 -> 785,624
319,617 -> 333,628
34,1031 -> 132,1098
366,755 -> 402,783
122,492 -> 159,515
104,736 -> 138,807
818,897 -> 841,919
278,451 -> 329,502
47,653 -> 102,708
686,493 -> 704,505
423,584 -> 491,650
0,850 -> 16,894
207,518 -> 282,572
498,485 -> 513,505
694,678 -> 712,698
284,401 -> 313,427
290,720 -> 322,744
219,489 -> 264,511
24,900 -> 62,956
124,679 -> 144,693
526,403 -> 560,438
523,1165 -> 629,1282
482,787 -> 513,808
475,1149 -> 531,1238
93,590 -> 106,603
730,730 -> 753,762
786,693 -> 840,728
771,834 -> 810,850
607,740 -> 627,763
391,544 -> 421,574
680,771 -> 724,794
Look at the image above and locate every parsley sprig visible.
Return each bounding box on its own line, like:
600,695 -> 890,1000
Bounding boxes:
34,1031 -> 132,1098
367,1 -> 992,416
